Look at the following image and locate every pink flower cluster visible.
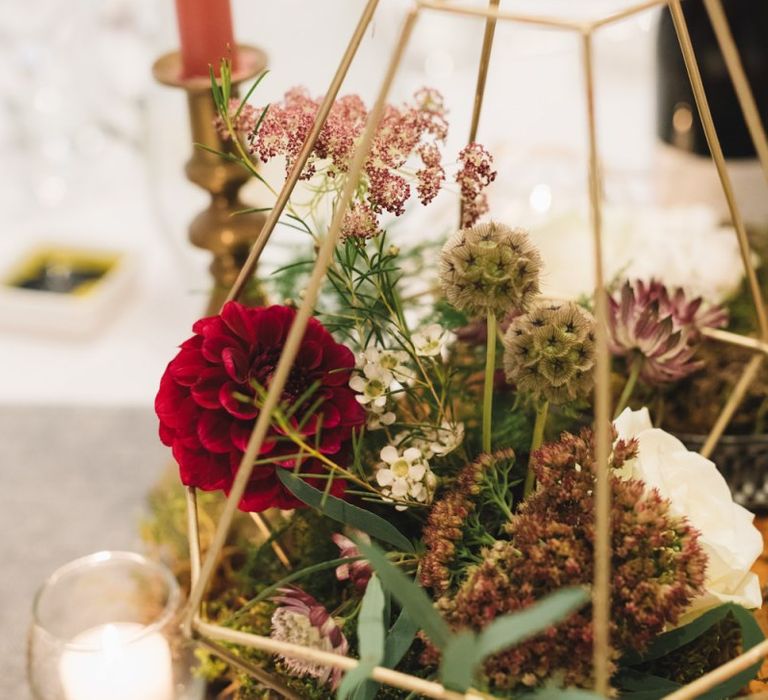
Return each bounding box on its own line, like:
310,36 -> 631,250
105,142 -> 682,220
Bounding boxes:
223,86 -> 495,240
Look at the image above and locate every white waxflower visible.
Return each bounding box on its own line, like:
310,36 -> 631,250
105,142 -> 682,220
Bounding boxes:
349,363 -> 392,408
412,323 -> 450,357
366,403 -> 396,430
375,445 -> 437,510
428,421 -> 465,456
362,347 -> 413,382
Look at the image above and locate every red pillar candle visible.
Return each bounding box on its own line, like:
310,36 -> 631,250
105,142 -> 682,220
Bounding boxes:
175,0 -> 237,79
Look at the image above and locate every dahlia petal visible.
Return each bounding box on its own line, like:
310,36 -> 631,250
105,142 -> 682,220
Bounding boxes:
191,368 -> 229,409
219,382 -> 259,419
230,420 -> 277,454
221,301 -> 258,345
168,346 -> 208,387
191,314 -> 218,335
201,332 -> 243,364
158,422 -> 176,446
197,410 -> 235,454
222,346 -> 249,383
260,305 -> 294,345
297,340 -> 323,370
237,473 -> 283,512
155,375 -> 192,428
173,442 -> 230,491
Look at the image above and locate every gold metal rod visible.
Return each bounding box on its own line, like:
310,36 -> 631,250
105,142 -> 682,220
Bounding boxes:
468,0 -> 500,144
702,327 -> 768,356
225,0 -> 381,304
461,0 -> 500,226
668,0 -> 768,340
195,621 -> 488,700
185,486 -> 201,587
196,636 -> 303,700
663,636 -> 768,700
250,512 -> 292,570
416,0 -> 586,32
183,8 -> 420,633
703,0 -> 768,188
589,0 -> 673,30
581,29 -> 612,695
700,353 -> 764,459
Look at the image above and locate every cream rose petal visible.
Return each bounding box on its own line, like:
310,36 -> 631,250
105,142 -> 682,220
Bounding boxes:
614,408 -> 763,612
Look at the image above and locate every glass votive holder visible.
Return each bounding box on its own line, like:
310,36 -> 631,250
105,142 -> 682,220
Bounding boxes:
28,551 -> 204,700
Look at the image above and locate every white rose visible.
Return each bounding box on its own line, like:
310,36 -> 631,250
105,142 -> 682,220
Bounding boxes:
614,407 -> 763,616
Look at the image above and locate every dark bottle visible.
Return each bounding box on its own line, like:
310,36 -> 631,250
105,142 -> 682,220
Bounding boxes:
657,0 -> 768,159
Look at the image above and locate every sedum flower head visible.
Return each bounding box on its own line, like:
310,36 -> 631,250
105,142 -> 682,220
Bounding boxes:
440,222 -> 542,317
420,449 -> 516,595
503,301 -> 596,405
608,279 -> 727,384
270,586 -> 349,689
426,427 -> 706,692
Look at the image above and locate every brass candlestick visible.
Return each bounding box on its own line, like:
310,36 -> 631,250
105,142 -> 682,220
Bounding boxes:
153,46 -> 268,313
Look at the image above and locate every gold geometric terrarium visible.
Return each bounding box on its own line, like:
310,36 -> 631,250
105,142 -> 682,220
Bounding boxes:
174,1 -> 768,697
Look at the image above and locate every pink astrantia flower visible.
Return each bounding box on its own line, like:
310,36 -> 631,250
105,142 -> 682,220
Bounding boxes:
331,532 -> 372,590
270,586 -> 349,689
608,279 -> 727,384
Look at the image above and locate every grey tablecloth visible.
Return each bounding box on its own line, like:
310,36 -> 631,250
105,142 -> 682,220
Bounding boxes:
0,406 -> 170,700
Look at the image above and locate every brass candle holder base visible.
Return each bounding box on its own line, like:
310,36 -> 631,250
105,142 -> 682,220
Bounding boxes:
153,45 -> 268,313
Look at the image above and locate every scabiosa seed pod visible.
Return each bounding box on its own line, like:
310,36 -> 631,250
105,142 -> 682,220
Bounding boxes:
503,301 -> 597,404
439,222 -> 543,317
270,586 -> 349,689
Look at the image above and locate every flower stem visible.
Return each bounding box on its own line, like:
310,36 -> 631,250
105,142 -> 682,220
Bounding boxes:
524,400 -> 549,498
483,311 -> 497,454
614,356 -> 642,419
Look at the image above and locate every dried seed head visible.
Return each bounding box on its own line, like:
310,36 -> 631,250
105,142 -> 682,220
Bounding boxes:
503,301 -> 596,405
439,222 -> 542,317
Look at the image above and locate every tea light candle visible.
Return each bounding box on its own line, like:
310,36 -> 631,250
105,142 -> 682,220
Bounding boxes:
59,622 -> 174,700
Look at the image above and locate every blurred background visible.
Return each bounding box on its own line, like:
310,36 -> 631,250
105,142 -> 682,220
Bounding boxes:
2,0 -> 766,697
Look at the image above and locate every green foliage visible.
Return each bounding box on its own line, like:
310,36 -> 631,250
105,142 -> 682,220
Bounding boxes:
337,576 -> 386,700
358,538 -> 590,694
277,470 -> 414,553
617,603 -> 765,700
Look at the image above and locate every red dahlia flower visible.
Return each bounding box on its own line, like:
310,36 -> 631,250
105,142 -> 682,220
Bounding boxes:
155,302 -> 365,512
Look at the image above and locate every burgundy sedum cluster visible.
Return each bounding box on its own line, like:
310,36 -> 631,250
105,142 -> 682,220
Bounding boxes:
423,427 -> 706,691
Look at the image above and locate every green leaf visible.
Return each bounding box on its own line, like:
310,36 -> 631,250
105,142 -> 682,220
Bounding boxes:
476,587 -> 589,660
234,69 -> 270,119
439,630 -> 477,692
277,470 -> 413,553
223,556 -> 359,625
618,603 -> 765,700
384,608 -> 420,668
354,538 -> 451,650
338,576 -> 386,700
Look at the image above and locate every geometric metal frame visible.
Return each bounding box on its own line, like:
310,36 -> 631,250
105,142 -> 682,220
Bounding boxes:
176,1 -> 768,698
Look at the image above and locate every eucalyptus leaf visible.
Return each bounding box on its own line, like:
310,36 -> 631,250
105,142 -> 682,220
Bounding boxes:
355,538 -> 451,650
384,608 -> 420,668
338,576 -> 386,700
439,630 -> 477,692
277,470 -> 413,552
